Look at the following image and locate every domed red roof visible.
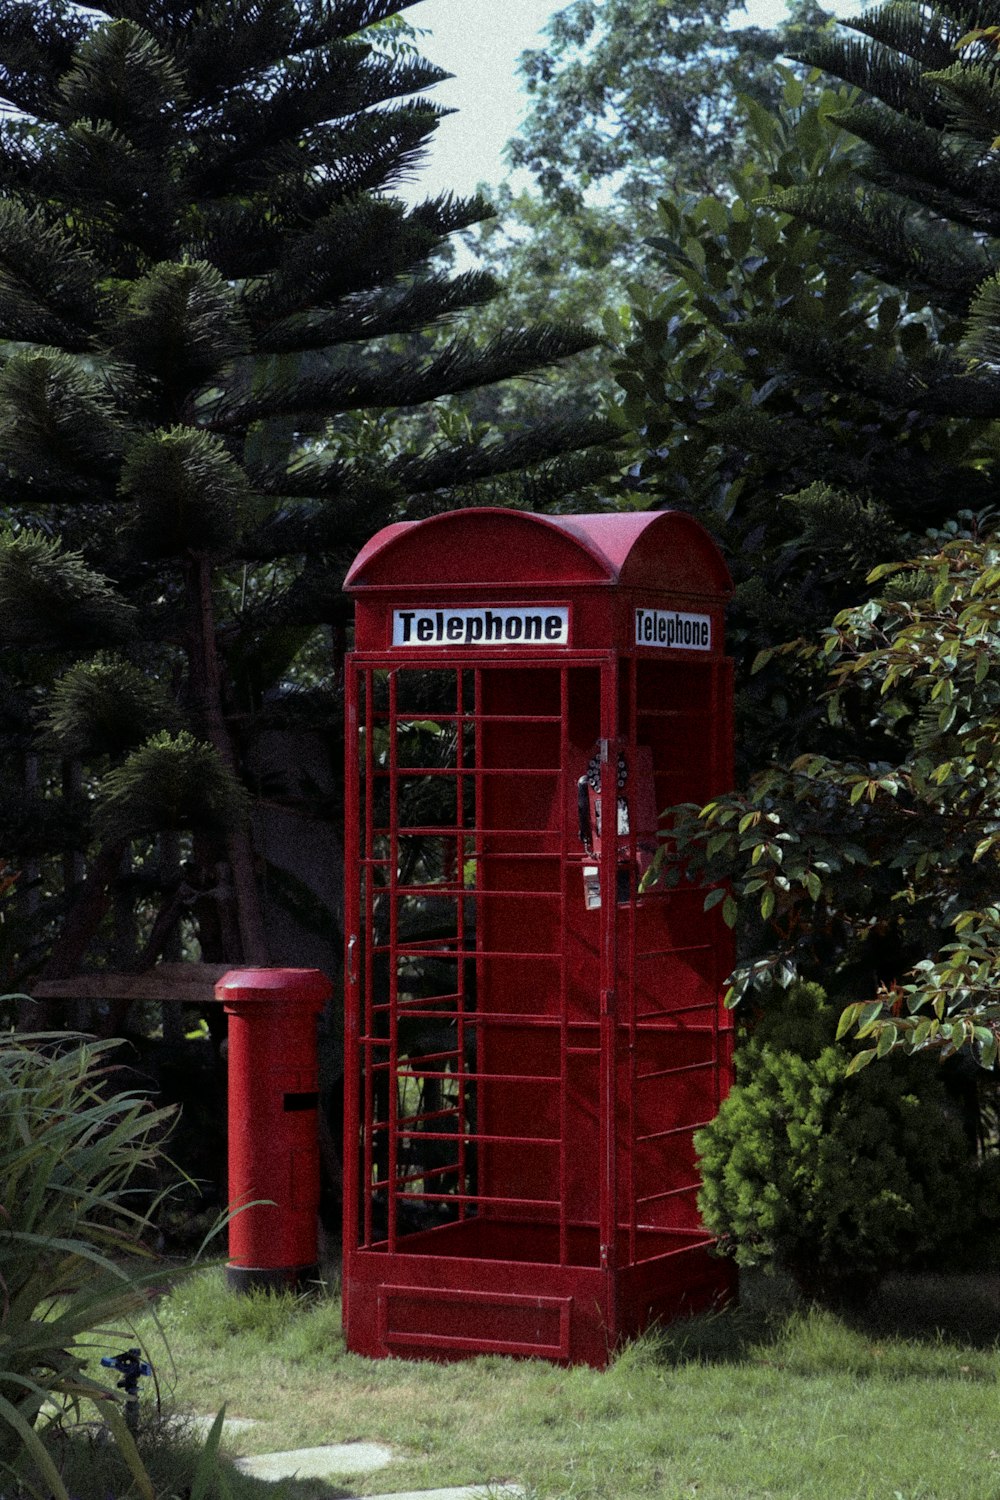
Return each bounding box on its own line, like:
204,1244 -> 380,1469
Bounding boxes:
344,508 -> 731,597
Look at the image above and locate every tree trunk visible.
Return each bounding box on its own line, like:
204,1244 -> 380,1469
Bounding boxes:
186,554 -> 270,965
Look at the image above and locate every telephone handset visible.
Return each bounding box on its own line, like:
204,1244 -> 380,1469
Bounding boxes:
577,741 -> 657,908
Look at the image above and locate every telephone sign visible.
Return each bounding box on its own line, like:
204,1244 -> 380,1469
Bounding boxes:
635,607 -> 711,650
392,605 -> 569,647
343,507 -> 735,1367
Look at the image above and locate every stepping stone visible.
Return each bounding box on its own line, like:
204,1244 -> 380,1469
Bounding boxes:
234,1441 -> 395,1480
367,1488 -> 524,1500
186,1414 -> 258,1439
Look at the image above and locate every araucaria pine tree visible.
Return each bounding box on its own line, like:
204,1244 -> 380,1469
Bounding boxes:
0,1 -> 610,990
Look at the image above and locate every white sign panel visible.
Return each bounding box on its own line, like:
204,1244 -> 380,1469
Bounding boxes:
635,607 -> 712,651
393,606 -> 570,648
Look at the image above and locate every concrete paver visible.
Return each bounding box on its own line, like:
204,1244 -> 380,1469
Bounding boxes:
233,1441 -> 395,1479
185,1414 -> 258,1439
229,1434 -> 524,1499
367,1487 -> 524,1500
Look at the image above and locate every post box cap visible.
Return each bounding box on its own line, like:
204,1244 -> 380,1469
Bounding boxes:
215,967 -> 332,1008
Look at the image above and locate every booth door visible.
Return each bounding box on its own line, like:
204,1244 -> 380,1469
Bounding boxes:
347,659 -> 609,1267
616,655 -> 734,1262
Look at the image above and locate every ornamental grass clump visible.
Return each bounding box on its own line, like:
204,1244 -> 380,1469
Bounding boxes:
0,1029 -> 195,1496
695,983 -> 977,1304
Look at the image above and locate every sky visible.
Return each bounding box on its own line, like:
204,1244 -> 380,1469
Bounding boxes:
402,0 -> 566,200
401,0 -> 829,202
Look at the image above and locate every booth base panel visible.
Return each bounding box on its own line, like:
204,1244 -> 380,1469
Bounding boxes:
343,1221 -> 735,1367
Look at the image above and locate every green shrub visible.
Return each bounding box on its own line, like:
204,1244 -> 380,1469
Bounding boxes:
695,983 -> 976,1302
0,1030 -> 195,1494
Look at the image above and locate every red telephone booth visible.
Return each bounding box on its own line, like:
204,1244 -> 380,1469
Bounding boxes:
342,508 -> 735,1367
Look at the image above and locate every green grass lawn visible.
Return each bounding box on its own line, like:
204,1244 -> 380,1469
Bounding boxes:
87,1267 -> 1000,1500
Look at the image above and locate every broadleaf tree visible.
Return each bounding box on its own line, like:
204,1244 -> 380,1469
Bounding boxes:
427,0 -> 835,444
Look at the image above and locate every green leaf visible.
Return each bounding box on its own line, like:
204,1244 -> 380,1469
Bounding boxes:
190,1406 -> 228,1500
101,1398 -> 156,1500
845,1048 -> 877,1075
876,1023 -> 898,1058
836,1003 -> 859,1040
0,1390 -> 71,1500
976,1031 -> 998,1069
856,1000 -> 884,1036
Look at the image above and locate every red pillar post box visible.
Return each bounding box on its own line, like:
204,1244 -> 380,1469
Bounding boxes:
341,509 -> 735,1364
216,967 -> 332,1292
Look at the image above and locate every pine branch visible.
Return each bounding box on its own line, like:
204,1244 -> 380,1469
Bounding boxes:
211,325 -> 602,427
189,108 -> 444,277
0,351 -> 128,493
185,46 -> 446,191
48,120 -> 177,260
0,202 -> 99,348
241,196 -> 438,323
402,447 -> 625,518
731,314 -> 1000,416
707,403 -> 996,518
847,2 -> 963,69
56,19 -> 189,150
237,473 -> 402,557
95,730 -> 249,840
770,183 -> 997,312
117,427 -> 251,560
801,32 -> 951,127
832,99 -> 1000,227
923,60 -> 1000,143
408,193 -> 497,239
0,121 -> 65,201
109,0 -> 412,104
246,452 -> 352,501
42,653 -> 179,759
243,193 -> 493,329
103,260 -> 249,396
731,315 -> 913,403
387,415 -> 621,493
0,0 -> 90,119
257,271 -> 502,355
0,529 -> 136,650
962,271 -> 1000,364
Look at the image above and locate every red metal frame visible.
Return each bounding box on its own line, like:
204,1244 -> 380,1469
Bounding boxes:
342,510 -> 735,1366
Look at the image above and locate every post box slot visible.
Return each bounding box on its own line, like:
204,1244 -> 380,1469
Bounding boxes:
282,1091 -> 319,1112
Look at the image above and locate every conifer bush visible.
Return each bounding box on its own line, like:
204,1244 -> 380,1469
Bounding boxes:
695,984 -> 976,1301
